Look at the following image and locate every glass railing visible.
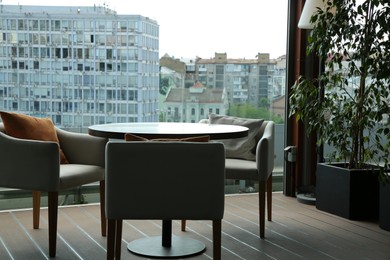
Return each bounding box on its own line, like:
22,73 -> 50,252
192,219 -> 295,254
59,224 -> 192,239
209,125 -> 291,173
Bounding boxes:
0,123 -> 285,210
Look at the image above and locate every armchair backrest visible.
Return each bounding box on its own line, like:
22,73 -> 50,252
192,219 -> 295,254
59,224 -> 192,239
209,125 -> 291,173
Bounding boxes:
105,141 -> 226,220
56,127 -> 107,167
0,122 -> 106,167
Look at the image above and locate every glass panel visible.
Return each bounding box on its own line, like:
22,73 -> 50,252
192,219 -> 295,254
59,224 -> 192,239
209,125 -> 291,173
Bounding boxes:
0,2 -> 288,206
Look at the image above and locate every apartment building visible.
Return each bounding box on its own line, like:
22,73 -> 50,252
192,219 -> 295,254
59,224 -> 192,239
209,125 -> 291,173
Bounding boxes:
0,5 -> 159,132
160,55 -> 227,122
160,53 -> 286,122
196,53 -> 278,108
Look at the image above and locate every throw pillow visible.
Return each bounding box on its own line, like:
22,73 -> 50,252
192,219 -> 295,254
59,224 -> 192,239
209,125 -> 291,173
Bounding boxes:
124,133 -> 210,142
0,111 -> 69,164
209,113 -> 264,161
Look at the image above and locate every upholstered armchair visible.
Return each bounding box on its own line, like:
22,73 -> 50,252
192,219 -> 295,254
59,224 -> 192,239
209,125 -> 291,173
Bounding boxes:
0,122 -> 108,257
198,115 -> 275,238
225,120 -> 274,238
105,141 -> 225,259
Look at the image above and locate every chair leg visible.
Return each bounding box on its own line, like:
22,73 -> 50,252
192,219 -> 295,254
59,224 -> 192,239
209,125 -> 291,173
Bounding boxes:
32,191 -> 41,229
181,220 -> 186,231
107,219 -> 123,260
212,219 -> 222,260
107,219 -> 115,260
259,180 -> 266,239
267,176 -> 272,221
115,220 -> 122,260
100,180 -> 107,237
48,192 -> 58,258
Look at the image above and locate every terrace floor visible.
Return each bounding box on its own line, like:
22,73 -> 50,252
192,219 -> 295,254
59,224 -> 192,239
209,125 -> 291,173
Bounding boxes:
0,192 -> 389,260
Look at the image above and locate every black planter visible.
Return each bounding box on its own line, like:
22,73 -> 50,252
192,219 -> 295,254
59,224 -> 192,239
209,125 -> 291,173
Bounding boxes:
316,163 -> 379,220
379,174 -> 390,231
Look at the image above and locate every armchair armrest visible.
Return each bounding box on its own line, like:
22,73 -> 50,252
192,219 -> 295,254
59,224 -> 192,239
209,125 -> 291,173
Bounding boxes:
56,128 -> 107,167
0,131 -> 60,191
256,121 -> 275,181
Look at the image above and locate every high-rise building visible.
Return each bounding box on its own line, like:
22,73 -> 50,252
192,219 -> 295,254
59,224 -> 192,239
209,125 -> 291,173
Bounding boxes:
0,5 -> 159,132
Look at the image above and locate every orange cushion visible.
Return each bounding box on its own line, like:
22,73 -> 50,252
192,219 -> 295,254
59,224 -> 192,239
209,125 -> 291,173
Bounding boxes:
124,133 -> 210,142
0,111 -> 69,164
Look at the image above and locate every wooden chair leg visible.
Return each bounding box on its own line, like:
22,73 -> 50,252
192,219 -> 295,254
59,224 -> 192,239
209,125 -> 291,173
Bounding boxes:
259,180 -> 266,239
32,191 -> 41,229
181,220 -> 186,231
212,219 -> 222,260
115,220 -> 122,260
107,219 -> 116,260
48,192 -> 58,258
100,180 -> 107,237
267,176 -> 272,221
107,219 -> 123,260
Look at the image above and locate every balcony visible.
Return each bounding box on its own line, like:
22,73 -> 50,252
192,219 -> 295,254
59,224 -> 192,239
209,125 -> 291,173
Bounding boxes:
0,192 -> 389,259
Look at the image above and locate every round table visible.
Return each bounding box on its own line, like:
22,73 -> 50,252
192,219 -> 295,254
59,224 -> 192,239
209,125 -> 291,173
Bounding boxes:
88,122 -> 248,140
89,122 -> 248,258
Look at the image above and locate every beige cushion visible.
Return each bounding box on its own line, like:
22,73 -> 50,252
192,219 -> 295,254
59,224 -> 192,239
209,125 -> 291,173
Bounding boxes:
209,113 -> 264,161
0,111 -> 69,164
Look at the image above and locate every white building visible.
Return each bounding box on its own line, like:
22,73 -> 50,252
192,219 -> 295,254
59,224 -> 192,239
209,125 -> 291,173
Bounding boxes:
164,83 -> 227,123
0,5 -> 159,132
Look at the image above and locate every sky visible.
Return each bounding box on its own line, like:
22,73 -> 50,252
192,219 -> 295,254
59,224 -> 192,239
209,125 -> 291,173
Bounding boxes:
2,0 -> 288,60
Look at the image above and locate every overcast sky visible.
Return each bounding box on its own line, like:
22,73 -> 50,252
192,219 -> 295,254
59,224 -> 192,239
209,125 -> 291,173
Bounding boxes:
2,0 -> 288,59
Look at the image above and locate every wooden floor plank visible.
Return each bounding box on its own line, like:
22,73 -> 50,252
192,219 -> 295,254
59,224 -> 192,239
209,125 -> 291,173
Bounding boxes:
0,193 -> 389,259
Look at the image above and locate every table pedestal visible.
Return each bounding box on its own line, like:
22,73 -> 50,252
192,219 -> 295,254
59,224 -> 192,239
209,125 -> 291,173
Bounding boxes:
127,236 -> 205,258
127,220 -> 205,258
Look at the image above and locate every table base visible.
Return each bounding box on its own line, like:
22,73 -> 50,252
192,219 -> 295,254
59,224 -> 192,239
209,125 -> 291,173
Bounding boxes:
127,235 -> 206,258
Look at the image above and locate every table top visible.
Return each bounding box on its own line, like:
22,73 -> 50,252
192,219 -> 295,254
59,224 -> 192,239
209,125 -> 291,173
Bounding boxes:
88,122 -> 248,140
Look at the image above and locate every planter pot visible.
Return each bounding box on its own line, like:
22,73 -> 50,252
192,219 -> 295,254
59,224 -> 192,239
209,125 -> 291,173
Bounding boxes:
316,163 -> 379,220
379,174 -> 390,231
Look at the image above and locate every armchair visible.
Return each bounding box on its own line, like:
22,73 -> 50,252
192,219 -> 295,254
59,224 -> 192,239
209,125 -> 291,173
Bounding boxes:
196,117 -> 275,238
0,123 -> 108,257
225,120 -> 274,238
105,141 -> 225,259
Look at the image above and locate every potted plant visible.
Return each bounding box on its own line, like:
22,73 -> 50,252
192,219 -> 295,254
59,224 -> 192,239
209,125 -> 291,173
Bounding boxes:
380,173 -> 390,230
289,0 -> 390,220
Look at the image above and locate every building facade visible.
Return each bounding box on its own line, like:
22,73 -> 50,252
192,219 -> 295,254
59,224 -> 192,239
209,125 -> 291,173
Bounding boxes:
160,53 -> 286,122
196,53 -> 278,108
0,5 -> 159,132
164,83 -> 227,123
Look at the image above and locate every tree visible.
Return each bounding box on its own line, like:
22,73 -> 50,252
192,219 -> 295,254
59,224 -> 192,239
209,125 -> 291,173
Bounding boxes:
159,77 -> 170,96
289,0 -> 390,180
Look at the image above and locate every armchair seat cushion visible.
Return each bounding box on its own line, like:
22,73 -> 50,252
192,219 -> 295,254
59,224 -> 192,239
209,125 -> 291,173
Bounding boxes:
225,158 -> 258,180
59,164 -> 104,190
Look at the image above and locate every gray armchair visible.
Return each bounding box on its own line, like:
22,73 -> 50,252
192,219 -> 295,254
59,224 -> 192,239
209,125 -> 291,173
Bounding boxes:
105,141 -> 225,260
0,123 -> 108,257
225,120 -> 274,238
195,118 -> 274,238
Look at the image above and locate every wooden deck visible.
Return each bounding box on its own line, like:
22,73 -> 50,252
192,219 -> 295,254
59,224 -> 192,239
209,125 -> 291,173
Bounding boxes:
0,192 -> 389,259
